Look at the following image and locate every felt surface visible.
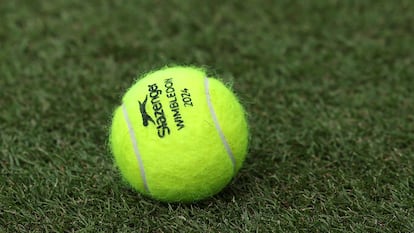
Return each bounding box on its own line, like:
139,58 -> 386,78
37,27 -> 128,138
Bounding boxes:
110,66 -> 249,202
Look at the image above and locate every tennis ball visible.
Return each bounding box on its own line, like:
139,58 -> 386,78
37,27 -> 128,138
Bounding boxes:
110,66 -> 249,202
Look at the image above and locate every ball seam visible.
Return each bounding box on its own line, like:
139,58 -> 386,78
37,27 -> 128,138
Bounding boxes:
204,77 -> 236,174
122,103 -> 150,194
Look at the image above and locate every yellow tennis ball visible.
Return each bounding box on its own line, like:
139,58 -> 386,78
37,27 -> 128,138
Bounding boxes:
110,66 -> 249,202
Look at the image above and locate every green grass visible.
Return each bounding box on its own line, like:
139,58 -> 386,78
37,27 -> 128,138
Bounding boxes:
1,0 -> 413,232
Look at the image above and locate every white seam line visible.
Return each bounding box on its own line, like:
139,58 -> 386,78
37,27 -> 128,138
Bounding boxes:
122,103 -> 150,193
204,77 -> 236,173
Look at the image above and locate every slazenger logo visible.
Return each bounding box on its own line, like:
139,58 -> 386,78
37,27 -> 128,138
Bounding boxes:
138,95 -> 155,126
138,83 -> 171,138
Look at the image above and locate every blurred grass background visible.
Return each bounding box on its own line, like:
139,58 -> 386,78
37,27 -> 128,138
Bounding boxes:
1,0 -> 413,232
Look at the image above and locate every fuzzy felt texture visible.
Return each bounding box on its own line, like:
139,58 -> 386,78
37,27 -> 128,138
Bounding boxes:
110,66 -> 249,202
